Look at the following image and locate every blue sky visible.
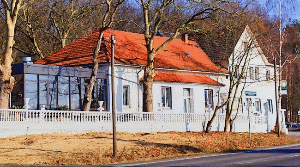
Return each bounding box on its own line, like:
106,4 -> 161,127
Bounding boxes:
257,0 -> 300,23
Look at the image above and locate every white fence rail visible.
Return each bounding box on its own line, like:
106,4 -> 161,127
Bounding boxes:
0,109 -> 269,138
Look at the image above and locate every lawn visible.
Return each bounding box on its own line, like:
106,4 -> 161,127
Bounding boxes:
0,131 -> 298,166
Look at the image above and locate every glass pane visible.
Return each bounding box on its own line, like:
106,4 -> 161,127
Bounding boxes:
123,86 -> 129,106
48,82 -> 57,109
24,74 -> 37,81
166,87 -> 172,108
183,88 -> 190,97
24,81 -> 38,110
161,88 -> 166,107
71,77 -> 78,83
40,75 -> 55,81
58,76 -> 69,83
58,83 -> 69,108
71,81 -> 80,110
11,82 -> 24,107
39,82 -> 47,107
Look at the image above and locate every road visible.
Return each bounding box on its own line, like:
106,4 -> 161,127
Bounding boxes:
120,132 -> 300,167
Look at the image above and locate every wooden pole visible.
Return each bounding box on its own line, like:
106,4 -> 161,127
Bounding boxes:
111,34 -> 117,157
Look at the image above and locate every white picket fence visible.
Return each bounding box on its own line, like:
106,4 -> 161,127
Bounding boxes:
0,109 -> 269,138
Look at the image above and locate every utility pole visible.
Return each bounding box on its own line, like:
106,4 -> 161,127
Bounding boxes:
111,34 -> 117,157
277,0 -> 282,137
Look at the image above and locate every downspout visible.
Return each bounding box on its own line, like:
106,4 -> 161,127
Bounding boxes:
136,66 -> 143,112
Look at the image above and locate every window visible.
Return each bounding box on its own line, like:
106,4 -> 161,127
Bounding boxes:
161,86 -> 172,108
22,74 -> 38,110
249,67 -> 254,79
267,99 -> 273,114
266,70 -> 270,81
204,89 -> 213,108
123,85 -> 130,106
254,98 -> 261,113
255,67 -> 259,80
183,88 -> 193,113
98,79 -> 108,110
70,77 -> 81,110
58,76 -> 69,109
39,75 -> 57,109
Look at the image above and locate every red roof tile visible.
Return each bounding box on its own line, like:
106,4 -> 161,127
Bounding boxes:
153,72 -> 224,86
35,29 -> 227,73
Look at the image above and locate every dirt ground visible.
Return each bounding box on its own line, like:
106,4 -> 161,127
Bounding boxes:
0,131 -> 298,166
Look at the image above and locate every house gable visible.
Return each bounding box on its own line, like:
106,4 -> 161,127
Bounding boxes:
231,25 -> 272,67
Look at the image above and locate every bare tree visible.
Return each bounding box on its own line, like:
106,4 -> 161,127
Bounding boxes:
136,0 -> 230,112
224,36 -> 254,132
0,0 -> 27,108
81,0 -> 124,111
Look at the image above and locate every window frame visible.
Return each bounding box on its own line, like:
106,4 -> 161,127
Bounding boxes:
161,86 -> 172,108
122,85 -> 130,107
204,89 -> 214,109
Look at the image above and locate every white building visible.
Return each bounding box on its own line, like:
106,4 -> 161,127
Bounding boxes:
228,25 -> 287,133
9,27 -> 287,133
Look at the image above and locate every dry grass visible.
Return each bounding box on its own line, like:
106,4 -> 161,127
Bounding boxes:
0,131 -> 298,166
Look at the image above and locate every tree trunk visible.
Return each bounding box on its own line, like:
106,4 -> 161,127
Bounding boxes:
224,117 -> 230,132
82,29 -> 104,111
0,14 -> 17,109
142,64 -> 155,112
229,119 -> 234,132
224,102 -> 231,132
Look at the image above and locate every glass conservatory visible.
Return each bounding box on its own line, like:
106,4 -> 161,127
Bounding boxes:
11,60 -> 108,111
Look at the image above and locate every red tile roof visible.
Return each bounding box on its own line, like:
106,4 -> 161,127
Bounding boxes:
153,72 -> 224,86
35,29 -> 227,73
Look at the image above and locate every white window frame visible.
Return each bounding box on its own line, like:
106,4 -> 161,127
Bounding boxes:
122,85 -> 130,107
161,86 -> 172,108
204,89 -> 214,109
267,99 -> 273,114
183,88 -> 193,113
254,98 -> 261,114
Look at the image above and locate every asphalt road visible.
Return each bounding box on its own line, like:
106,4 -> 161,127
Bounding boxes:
119,132 -> 300,167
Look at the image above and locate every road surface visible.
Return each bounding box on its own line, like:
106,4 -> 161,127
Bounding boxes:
120,132 -> 300,166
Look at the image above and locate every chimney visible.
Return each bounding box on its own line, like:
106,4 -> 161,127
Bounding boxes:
182,33 -> 188,44
23,57 -> 33,64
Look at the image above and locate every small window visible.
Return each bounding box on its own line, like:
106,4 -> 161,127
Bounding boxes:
255,67 -> 259,80
266,70 -> 270,81
123,85 -> 130,106
249,67 -> 254,79
267,99 -> 273,114
161,86 -> 172,108
204,89 -> 213,108
254,98 -> 261,113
